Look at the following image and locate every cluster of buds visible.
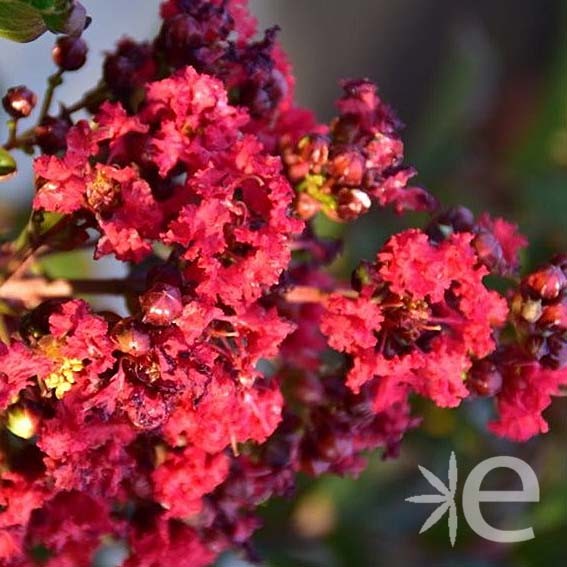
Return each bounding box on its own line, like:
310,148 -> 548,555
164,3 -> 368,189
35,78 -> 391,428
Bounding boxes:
100,0 -> 301,150
511,256 -> 567,368
464,258 -> 567,440
282,79 -> 437,221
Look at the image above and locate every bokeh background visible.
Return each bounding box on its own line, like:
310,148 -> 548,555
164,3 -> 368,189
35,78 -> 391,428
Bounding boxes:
1,1 -> 566,566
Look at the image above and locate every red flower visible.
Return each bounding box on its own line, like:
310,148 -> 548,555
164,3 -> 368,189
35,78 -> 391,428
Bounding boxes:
321,229 -> 507,409
153,446 -> 230,518
490,357 -> 567,441
321,292 -> 383,352
0,342 -> 51,411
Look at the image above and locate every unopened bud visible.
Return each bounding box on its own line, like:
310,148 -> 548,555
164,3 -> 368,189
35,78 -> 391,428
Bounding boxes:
336,188 -> 371,221
140,283 -> 183,326
2,86 -> 37,119
53,36 -> 88,71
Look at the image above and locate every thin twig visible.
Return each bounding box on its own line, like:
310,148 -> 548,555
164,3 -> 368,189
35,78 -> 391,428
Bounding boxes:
284,285 -> 358,303
37,70 -> 64,126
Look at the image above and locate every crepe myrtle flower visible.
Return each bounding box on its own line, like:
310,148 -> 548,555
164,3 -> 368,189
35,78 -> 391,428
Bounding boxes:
0,1 -> 564,566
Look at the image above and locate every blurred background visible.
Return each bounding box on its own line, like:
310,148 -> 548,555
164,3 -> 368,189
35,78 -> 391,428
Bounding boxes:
1,1 -> 566,566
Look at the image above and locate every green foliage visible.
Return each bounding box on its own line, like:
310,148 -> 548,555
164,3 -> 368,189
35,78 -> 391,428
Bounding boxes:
0,0 -> 83,43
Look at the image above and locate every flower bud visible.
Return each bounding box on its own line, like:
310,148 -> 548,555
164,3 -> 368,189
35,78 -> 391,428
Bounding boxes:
328,146 -> 365,187
332,114 -> 361,145
467,360 -> 503,397
525,265 -> 567,301
111,318 -> 151,356
2,86 -> 37,119
52,36 -> 88,71
140,283 -> 183,326
541,333 -> 567,369
336,188 -> 371,221
472,230 -> 503,272
103,39 -> 157,97
426,206 -> 475,242
538,302 -> 567,330
157,13 -> 203,68
35,116 -> 71,155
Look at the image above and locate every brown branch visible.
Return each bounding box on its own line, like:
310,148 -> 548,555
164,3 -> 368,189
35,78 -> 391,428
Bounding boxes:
0,276 -> 144,309
0,278 -> 72,308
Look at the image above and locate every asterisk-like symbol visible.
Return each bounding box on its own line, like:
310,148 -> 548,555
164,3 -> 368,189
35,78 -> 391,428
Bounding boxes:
406,451 -> 458,546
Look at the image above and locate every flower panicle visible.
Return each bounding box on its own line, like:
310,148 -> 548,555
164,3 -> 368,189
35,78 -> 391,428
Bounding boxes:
0,1 -> 564,566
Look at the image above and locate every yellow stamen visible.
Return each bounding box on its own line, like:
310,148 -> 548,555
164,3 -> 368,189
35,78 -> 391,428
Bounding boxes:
42,358 -> 83,399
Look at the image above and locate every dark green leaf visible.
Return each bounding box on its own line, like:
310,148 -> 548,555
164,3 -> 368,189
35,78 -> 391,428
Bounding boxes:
0,0 -> 46,42
0,0 -> 86,43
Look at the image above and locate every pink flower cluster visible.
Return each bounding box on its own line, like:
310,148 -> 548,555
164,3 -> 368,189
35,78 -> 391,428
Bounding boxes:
0,0 -> 565,566
321,229 -> 509,409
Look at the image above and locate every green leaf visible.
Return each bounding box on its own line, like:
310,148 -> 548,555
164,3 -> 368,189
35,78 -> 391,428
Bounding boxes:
0,0 -> 46,42
0,147 -> 17,180
0,0 -> 85,43
24,0 -> 82,35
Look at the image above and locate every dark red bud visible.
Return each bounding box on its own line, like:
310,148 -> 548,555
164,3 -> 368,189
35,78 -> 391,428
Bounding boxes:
336,187 -> 371,221
541,333 -> 567,369
103,40 -> 157,97
111,318 -> 151,356
332,114 -> 362,145
472,230 -> 503,271
427,206 -> 475,242
2,86 -> 37,119
146,264 -> 184,289
525,265 -> 567,301
140,283 -> 183,326
538,302 -> 567,330
157,14 -> 203,68
35,116 -> 71,155
52,36 -> 88,71
467,360 -> 503,397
